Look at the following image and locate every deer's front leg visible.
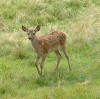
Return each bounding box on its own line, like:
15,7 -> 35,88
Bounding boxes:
35,55 -> 41,76
40,55 -> 46,76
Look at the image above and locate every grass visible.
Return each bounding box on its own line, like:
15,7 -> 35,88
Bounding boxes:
0,0 -> 100,99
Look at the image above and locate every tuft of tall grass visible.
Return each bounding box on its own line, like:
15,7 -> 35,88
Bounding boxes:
13,40 -> 26,59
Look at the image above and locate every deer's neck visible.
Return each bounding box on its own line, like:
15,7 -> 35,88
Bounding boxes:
31,36 -> 40,53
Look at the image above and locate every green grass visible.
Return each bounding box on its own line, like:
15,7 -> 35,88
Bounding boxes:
0,0 -> 100,99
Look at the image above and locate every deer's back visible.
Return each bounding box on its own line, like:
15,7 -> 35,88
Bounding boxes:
38,31 -> 67,53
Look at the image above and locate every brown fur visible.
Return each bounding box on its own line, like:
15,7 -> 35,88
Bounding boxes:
22,25 -> 71,77
38,31 -> 66,54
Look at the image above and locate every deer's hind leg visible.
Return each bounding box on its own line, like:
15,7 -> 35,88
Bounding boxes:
62,46 -> 71,71
54,50 -> 61,72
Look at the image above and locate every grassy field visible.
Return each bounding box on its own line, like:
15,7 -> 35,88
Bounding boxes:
0,0 -> 100,99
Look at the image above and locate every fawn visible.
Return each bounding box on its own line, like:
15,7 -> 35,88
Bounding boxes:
22,25 -> 71,76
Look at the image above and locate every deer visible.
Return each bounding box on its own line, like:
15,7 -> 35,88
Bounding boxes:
22,25 -> 71,77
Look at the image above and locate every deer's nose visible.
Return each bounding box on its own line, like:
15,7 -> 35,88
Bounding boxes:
28,37 -> 32,40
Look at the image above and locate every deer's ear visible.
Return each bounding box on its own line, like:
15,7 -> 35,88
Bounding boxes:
35,25 -> 40,32
22,26 -> 28,32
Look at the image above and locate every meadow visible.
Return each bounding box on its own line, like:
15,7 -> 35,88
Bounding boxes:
0,0 -> 100,99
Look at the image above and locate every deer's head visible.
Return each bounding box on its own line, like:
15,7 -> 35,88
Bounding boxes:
22,25 -> 40,40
